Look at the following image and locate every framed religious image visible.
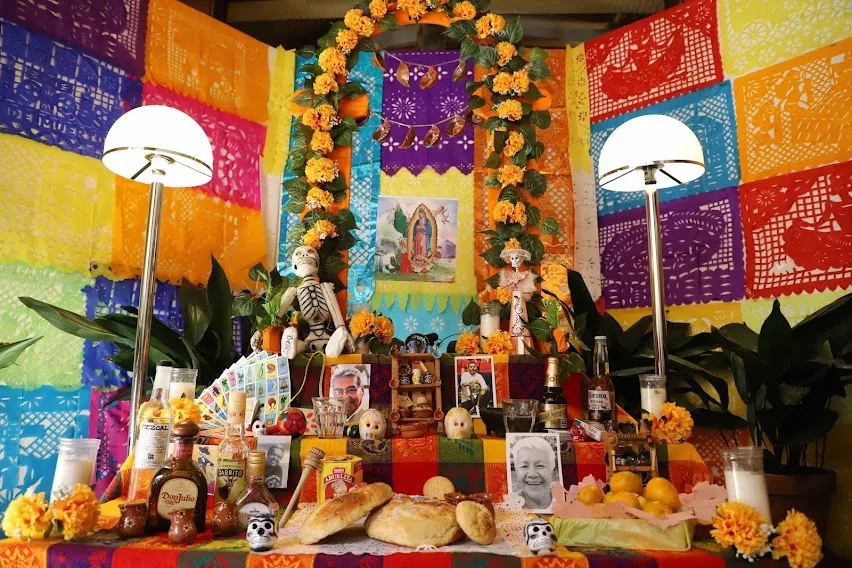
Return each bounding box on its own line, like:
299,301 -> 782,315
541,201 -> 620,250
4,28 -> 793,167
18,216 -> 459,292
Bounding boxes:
256,435 -> 292,489
454,355 -> 496,418
375,196 -> 458,283
330,363 -> 371,424
506,432 -> 563,514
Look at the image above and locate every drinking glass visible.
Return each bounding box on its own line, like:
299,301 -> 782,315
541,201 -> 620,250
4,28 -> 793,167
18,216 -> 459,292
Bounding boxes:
312,397 -> 346,438
503,399 -> 539,433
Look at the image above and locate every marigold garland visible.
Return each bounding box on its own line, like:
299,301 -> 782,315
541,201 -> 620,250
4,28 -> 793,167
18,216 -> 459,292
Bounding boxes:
711,502 -> 772,561
497,164 -> 524,188
492,201 -> 515,223
305,157 -> 338,184
483,330 -> 513,354
302,104 -> 336,132
310,130 -> 335,154
306,187 -> 334,210
170,398 -> 202,424
453,1 -> 477,21
503,131 -> 524,157
335,28 -> 359,54
1,489 -> 51,541
368,0 -> 387,20
772,509 -> 823,568
455,331 -> 481,355
496,99 -> 523,121
476,13 -> 506,38
496,286 -> 512,305
318,47 -> 348,77
496,41 -> 517,66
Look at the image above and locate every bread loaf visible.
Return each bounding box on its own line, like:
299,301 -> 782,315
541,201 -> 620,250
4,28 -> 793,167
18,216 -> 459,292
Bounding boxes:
455,500 -> 496,545
297,482 -> 394,544
365,496 -> 464,548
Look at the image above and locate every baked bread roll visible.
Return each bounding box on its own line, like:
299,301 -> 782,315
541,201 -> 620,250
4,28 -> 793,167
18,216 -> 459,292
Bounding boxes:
297,482 -> 394,544
455,500 -> 496,545
423,476 -> 455,499
365,496 -> 464,548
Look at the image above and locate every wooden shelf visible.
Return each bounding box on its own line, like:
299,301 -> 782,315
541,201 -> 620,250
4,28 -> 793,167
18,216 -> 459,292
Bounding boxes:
394,381 -> 442,389
397,417 -> 438,423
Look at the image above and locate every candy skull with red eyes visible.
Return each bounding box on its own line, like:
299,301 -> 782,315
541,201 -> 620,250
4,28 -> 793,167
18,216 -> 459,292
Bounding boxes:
444,406 -> 473,440
358,409 -> 387,440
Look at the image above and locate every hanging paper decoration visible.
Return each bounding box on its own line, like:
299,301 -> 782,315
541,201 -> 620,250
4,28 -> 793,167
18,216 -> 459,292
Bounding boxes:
396,60 -> 411,87
262,47 -> 297,176
446,115 -> 466,137
420,66 -> 438,89
89,390 -> 129,494
373,120 -> 392,142
0,20 -> 142,160
452,60 -> 467,82
423,125 -> 441,148
399,126 -> 416,149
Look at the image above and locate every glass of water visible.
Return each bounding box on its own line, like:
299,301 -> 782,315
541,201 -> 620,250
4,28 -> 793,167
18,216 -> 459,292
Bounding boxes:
312,397 -> 346,438
503,399 -> 539,433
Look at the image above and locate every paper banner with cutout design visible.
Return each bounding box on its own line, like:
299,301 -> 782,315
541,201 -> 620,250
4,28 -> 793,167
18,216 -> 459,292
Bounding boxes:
734,37 -> 852,184
741,289 -> 852,332
89,390 -> 130,495
584,0 -> 723,123
718,0 -> 852,78
262,47 -> 296,176
0,20 -> 142,160
142,83 -> 266,210
373,295 -> 465,342
599,187 -> 745,309
145,0 -> 269,124
740,161 -> 852,298
0,134 -> 115,276
592,81 -> 740,216
608,302 -> 743,336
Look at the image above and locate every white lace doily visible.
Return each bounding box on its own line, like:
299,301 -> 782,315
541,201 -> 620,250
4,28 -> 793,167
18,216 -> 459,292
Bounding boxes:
266,502 -> 539,557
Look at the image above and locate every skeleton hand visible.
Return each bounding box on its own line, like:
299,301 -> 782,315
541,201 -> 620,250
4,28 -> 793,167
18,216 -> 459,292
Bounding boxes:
326,326 -> 355,358
281,326 -> 306,359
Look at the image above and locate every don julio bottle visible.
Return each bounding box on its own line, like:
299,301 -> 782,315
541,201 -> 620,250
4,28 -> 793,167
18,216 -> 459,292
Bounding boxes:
588,336 -> 616,423
539,357 -> 568,429
128,362 -> 173,503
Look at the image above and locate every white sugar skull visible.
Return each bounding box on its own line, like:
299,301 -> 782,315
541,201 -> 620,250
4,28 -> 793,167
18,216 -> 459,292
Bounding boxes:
524,518 -> 555,556
359,409 -> 387,440
292,246 -> 319,278
444,406 -> 473,440
251,420 -> 267,437
246,513 -> 277,552
500,247 -> 531,271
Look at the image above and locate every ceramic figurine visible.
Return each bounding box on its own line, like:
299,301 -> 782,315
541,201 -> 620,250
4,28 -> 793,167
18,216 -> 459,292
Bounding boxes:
210,501 -> 239,537
524,518 -> 556,556
499,246 -> 536,354
116,502 -> 147,538
359,409 -> 387,440
281,408 -> 307,435
246,513 -> 278,552
478,404 -> 506,437
252,420 -> 267,437
168,508 -> 198,545
444,406 -> 473,440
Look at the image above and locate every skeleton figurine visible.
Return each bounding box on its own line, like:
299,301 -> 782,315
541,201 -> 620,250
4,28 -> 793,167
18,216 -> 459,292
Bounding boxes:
524,518 -> 556,556
499,247 -> 535,355
246,513 -> 278,552
278,246 -> 354,359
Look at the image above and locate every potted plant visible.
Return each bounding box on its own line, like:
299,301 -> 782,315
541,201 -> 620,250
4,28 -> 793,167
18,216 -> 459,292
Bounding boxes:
231,263 -> 298,354
711,293 -> 852,532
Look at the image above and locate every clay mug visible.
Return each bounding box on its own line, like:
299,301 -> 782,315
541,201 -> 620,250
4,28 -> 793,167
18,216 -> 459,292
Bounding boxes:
211,500 -> 239,537
168,508 -> 197,545
116,502 -> 147,538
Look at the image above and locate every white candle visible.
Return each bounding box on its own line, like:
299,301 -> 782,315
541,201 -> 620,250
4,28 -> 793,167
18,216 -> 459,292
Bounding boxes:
480,313 -> 500,342
640,387 -> 667,416
169,382 -> 195,401
51,457 -> 95,498
724,468 -> 772,522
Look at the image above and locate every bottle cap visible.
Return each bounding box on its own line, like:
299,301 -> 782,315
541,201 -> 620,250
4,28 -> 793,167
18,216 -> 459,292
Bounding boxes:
247,450 -> 266,477
594,335 -> 607,340
172,421 -> 199,439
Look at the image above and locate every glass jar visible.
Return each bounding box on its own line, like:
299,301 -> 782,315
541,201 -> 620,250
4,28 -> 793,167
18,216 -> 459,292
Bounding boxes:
721,447 -> 772,522
480,302 -> 501,345
51,438 -> 100,501
168,368 -> 198,401
312,397 -> 346,438
639,374 -> 667,416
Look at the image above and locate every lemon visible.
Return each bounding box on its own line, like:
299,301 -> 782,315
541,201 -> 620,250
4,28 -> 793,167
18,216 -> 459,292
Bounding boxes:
609,471 -> 643,494
643,477 -> 681,512
641,500 -> 674,518
610,491 -> 641,509
602,491 -> 615,504
578,485 -> 605,505
637,496 -> 647,508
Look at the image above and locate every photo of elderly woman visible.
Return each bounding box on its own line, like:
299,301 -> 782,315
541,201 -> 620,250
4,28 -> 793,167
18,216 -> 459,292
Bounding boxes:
506,432 -> 563,513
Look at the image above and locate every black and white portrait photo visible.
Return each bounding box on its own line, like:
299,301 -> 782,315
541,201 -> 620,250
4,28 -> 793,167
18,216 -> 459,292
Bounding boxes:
454,355 -> 496,418
506,432 -> 563,513
255,435 -> 291,489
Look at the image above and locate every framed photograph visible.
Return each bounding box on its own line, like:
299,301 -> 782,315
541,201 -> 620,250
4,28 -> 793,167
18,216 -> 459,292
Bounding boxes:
506,432 -> 563,514
330,363 -> 371,423
256,435 -> 292,489
454,355 -> 496,418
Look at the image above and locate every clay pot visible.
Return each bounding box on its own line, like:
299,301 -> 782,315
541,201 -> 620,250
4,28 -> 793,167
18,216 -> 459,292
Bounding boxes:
399,421 -> 428,439
766,469 -> 836,534
116,502 -> 147,538
168,509 -> 197,545
262,325 -> 283,353
210,501 -> 239,537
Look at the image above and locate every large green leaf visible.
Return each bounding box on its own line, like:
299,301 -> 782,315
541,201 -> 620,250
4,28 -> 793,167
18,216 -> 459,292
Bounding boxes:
462,298 -> 481,327
100,312 -> 191,366
207,256 -> 235,364
527,318 -> 553,342
567,269 -> 599,341
620,315 -> 652,354
19,297 -> 122,342
179,279 -> 211,346
758,300 -> 793,370
0,337 -> 41,370
690,408 -> 748,430
717,322 -> 759,352
667,354 -> 728,409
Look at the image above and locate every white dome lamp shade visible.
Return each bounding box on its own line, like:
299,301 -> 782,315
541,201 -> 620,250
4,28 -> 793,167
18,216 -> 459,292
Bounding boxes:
102,105 -> 213,187
102,105 -> 213,452
597,114 -> 704,193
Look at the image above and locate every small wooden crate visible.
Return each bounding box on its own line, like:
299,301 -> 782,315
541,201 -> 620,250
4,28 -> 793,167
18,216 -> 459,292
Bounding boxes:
390,353 -> 444,435
604,431 -> 659,481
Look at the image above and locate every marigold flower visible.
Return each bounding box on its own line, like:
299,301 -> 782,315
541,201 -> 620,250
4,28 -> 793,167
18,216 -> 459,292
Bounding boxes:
496,99 -> 523,121
335,29 -> 359,54
51,484 -> 100,541
496,286 -> 512,305
649,402 -> 693,443
373,315 -> 394,343
369,0 -> 388,20
344,9 -> 364,29
313,73 -> 340,96
311,130 -> 335,154
305,157 -> 338,184
511,70 -> 530,94
353,16 -> 375,38
483,330 -> 513,354
1,489 -> 51,541
398,0 -> 427,20
350,311 -> 377,338
313,219 -> 339,240
772,509 -> 823,568
711,502 -> 771,560
496,42 -> 517,66
503,131 -> 524,157
492,201 -> 515,223
455,331 -> 481,355
452,1 -> 476,21
170,398 -> 202,424
512,202 -> 527,225
504,237 -> 521,250
476,13 -> 505,39
491,72 -> 514,95
302,104 -> 337,132
303,227 -> 322,249
289,311 -> 301,327
318,47 -> 348,77
497,164 -> 524,188
306,187 -> 334,210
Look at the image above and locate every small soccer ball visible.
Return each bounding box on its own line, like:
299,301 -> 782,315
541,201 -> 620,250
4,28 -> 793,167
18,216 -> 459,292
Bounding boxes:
280,408 -> 307,436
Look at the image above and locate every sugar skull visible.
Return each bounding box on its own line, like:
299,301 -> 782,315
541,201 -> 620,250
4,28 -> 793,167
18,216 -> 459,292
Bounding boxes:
359,409 -> 387,440
524,518 -> 555,555
444,406 -> 473,440
246,513 -> 278,552
251,420 -> 267,437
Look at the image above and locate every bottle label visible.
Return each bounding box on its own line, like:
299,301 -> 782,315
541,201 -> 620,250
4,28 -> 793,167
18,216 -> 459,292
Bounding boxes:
227,404 -> 246,425
156,478 -> 198,518
588,390 -> 612,411
133,421 -> 170,470
539,404 -> 568,429
238,502 -> 272,528
215,458 -> 246,502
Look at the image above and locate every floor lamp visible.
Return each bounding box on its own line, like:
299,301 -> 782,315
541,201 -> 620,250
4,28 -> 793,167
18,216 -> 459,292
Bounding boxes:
102,105 -> 213,452
597,115 -> 705,377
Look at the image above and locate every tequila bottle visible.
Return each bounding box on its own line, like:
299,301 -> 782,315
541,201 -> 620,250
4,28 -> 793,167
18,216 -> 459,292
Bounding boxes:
127,362 -> 173,502
215,391 -> 249,503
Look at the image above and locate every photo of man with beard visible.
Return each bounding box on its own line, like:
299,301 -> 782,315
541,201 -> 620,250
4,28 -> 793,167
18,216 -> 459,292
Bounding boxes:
507,433 -> 562,513
330,364 -> 371,424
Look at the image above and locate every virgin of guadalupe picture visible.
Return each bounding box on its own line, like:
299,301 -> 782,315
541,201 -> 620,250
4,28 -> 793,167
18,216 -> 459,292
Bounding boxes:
375,196 -> 458,283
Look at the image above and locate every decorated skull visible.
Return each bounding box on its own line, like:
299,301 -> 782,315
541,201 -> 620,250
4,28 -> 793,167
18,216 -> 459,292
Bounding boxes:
251,420 -> 267,437
246,513 -> 277,552
524,518 -> 556,555
359,409 -> 387,440
292,246 -> 320,278
444,406 -> 473,440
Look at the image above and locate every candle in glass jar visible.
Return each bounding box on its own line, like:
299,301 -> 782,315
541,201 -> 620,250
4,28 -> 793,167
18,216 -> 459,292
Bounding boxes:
639,374 -> 667,415
52,458 -> 96,496
721,447 -> 772,522
480,303 -> 501,344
